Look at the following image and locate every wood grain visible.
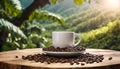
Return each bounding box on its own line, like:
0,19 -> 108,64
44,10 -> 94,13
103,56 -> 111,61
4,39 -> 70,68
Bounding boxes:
0,48 -> 120,69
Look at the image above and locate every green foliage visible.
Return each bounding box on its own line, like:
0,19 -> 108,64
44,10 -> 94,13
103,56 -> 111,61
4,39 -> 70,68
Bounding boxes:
50,0 -> 85,5
67,5 -> 119,32
74,0 -> 84,6
21,21 -> 45,36
2,33 -> 36,51
0,9 -> 10,20
2,21 -> 49,51
28,34 -> 47,48
81,20 -> 120,50
10,0 -> 22,10
0,0 -> 22,17
0,19 -> 26,38
29,11 -> 65,24
51,0 -> 57,4
21,21 -> 49,48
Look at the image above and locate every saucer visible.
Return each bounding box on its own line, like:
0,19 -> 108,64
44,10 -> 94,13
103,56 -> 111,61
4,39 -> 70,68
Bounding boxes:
43,51 -> 85,57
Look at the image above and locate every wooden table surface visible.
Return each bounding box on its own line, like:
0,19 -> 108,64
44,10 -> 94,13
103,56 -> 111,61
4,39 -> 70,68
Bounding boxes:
0,48 -> 120,69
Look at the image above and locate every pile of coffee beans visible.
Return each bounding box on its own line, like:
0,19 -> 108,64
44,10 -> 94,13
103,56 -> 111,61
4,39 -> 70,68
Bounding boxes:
43,46 -> 86,52
21,46 -> 106,65
22,53 -> 104,65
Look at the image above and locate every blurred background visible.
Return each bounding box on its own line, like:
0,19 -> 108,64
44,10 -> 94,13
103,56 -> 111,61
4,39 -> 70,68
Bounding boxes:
0,0 -> 120,51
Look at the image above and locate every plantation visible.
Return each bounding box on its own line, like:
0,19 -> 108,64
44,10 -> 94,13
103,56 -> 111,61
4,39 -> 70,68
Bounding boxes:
0,0 -> 120,51
81,20 -> 120,50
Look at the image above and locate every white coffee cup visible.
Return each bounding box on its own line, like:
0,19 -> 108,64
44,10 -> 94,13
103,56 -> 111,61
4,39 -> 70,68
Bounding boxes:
52,32 -> 81,48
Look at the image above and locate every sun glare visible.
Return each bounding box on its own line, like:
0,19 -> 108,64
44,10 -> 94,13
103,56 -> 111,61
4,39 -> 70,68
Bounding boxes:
105,0 -> 120,10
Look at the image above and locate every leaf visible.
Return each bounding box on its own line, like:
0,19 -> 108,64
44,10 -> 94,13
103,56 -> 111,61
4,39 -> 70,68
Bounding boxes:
51,0 -> 57,4
29,11 -> 65,25
74,0 -> 84,6
0,0 -> 22,17
11,0 -> 22,10
0,18 -> 27,38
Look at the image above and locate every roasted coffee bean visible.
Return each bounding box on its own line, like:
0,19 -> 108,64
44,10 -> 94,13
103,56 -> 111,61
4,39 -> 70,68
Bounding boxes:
35,59 -> 39,62
22,56 -> 26,60
47,61 -> 51,64
70,62 -> 74,65
81,63 -> 85,66
15,56 -> 18,58
76,62 -> 79,65
41,60 -> 44,63
43,46 -> 85,52
108,57 -> 112,60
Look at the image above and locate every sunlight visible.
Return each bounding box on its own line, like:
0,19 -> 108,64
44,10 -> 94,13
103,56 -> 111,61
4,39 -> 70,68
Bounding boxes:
105,0 -> 120,10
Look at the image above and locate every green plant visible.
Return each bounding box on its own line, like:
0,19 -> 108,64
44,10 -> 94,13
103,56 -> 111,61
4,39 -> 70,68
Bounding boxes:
0,19 -> 26,38
80,20 -> 120,51
0,19 -> 27,51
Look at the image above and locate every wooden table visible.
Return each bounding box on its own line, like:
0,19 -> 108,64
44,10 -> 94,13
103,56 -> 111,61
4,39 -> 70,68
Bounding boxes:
0,48 -> 120,69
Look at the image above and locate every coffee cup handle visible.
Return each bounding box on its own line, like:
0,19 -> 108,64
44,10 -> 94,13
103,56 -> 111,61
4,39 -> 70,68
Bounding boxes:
74,34 -> 81,46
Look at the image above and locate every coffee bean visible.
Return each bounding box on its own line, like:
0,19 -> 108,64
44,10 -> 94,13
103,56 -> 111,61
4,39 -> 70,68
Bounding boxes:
41,60 -> 44,63
108,57 -> 112,60
76,62 -> 79,65
22,56 -> 26,60
81,63 -> 85,66
70,62 -> 74,65
15,56 -> 18,58
47,61 -> 51,64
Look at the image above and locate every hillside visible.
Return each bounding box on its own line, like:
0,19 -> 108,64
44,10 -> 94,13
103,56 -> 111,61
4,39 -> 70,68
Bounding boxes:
81,20 -> 120,50
43,3 -> 120,32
